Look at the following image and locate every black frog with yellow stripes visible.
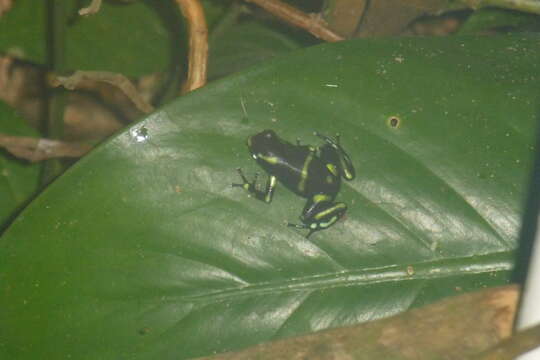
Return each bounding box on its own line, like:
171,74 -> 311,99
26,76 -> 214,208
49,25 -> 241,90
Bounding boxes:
234,129 -> 355,237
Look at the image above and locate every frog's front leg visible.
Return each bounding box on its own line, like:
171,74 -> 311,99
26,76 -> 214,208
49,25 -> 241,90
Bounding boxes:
288,195 -> 348,237
232,168 -> 277,203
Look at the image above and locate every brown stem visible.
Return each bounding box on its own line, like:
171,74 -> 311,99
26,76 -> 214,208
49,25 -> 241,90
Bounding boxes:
0,133 -> 92,162
51,70 -> 154,114
471,323 -> 540,360
175,0 -> 208,93
461,0 -> 540,14
244,0 -> 344,42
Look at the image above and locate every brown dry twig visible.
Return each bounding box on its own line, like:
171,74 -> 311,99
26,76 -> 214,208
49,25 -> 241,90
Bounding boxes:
196,285 -> 520,360
79,0 -> 102,16
471,323 -> 540,360
51,71 -> 154,114
244,0 -> 344,42
175,0 -> 208,93
0,133 -> 92,162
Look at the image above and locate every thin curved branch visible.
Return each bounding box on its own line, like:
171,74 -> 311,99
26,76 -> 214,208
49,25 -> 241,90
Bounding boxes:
79,0 -> 102,16
175,0 -> 208,93
244,0 -> 344,42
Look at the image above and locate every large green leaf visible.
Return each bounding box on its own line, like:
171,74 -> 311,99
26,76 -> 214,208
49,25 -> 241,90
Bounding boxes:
1,35 -> 539,359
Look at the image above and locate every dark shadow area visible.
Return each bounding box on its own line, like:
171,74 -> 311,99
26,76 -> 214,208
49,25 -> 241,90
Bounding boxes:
512,106 -> 540,285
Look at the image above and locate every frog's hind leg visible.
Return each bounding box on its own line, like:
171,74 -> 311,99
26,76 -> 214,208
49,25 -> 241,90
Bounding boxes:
288,195 -> 347,238
314,131 -> 355,181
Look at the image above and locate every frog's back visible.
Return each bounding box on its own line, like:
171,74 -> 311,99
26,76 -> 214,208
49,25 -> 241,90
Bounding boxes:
300,157 -> 341,198
272,152 -> 341,199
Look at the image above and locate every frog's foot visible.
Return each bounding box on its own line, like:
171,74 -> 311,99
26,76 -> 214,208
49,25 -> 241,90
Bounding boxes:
232,168 -> 257,191
232,168 -> 275,203
287,222 -> 307,229
287,222 -> 318,238
313,131 -> 341,146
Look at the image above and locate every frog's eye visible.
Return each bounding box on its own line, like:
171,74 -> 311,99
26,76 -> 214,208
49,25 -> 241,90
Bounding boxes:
265,132 -> 272,139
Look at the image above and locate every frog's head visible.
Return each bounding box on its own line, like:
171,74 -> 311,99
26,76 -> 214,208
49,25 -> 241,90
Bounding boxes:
247,129 -> 282,166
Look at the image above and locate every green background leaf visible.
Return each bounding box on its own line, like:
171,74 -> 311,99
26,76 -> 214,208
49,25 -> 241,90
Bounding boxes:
0,0 -> 46,61
0,0 -> 179,76
208,21 -> 301,80
65,0 -> 180,77
459,8 -> 540,35
1,35 -> 539,359
0,102 -> 40,232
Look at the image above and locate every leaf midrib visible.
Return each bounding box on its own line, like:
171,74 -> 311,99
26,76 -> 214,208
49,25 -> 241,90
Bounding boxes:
175,251 -> 513,304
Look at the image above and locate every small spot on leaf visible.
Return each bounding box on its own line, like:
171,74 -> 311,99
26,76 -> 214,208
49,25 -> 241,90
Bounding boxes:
387,116 -> 401,128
